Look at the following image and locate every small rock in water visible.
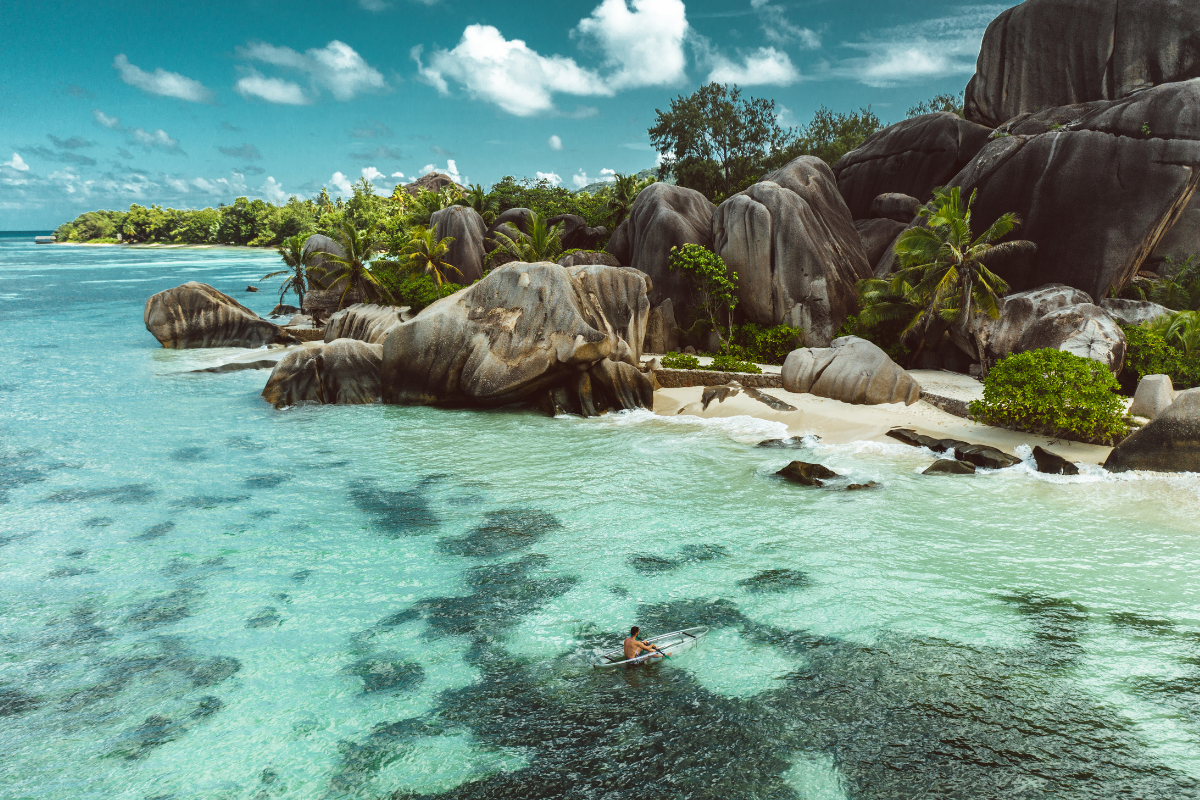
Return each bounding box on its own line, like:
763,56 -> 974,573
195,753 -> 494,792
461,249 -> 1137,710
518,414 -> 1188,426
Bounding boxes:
776,460 -> 839,487
955,444 -> 1020,469
923,459 -> 976,475
1032,446 -> 1079,475
245,285 -> 258,292
846,481 -> 879,491
757,438 -> 803,448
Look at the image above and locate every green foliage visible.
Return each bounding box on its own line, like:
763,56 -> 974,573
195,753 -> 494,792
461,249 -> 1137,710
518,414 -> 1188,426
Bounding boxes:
318,221 -> 395,308
906,92 -> 964,118
1121,322 -> 1200,390
660,351 -> 701,369
707,354 -> 763,374
53,209 -> 127,242
373,263 -> 462,310
780,106 -> 883,168
968,349 -> 1130,444
604,172 -> 655,228
668,244 -> 738,346
487,176 -> 610,229
398,226 -> 461,287
727,323 -> 803,365
261,234 -> 320,310
487,211 -> 564,265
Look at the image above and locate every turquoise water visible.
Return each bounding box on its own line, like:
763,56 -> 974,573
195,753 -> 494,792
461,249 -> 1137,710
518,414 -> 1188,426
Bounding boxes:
2,237 -> 1200,799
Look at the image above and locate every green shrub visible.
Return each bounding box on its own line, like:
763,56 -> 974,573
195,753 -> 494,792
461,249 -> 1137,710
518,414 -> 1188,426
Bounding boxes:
968,349 -> 1129,444
707,354 -> 762,374
1120,324 -> 1200,390
374,263 -> 462,310
660,351 -> 701,369
727,323 -> 803,365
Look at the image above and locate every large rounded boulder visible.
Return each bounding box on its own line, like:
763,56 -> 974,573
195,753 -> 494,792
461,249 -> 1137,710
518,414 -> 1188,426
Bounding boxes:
854,218 -> 907,276
712,156 -> 871,346
261,339 -> 382,408
380,262 -> 652,410
1018,304 -> 1127,373
604,183 -> 716,310
782,336 -> 921,405
832,113 -> 993,220
566,265 -> 651,364
1105,387 -> 1200,473
431,205 -> 487,283
1099,297 -> 1174,327
323,304 -> 405,345
965,0 -> 1200,128
144,282 -> 291,349
548,214 -> 607,251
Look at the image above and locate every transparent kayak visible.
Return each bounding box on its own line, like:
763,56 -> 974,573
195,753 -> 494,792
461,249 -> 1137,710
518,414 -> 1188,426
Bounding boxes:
592,626 -> 709,668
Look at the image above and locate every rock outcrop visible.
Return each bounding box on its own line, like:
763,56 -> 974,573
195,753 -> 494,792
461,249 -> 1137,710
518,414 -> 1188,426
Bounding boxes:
558,251 -> 621,268
431,205 -> 488,283
645,299 -> 680,354
565,265 -> 651,364
261,339 -> 383,408
924,459 -> 976,475
1018,304 -> 1127,373
870,193 -> 921,223
1100,298 -> 1174,327
145,282 -> 292,349
1105,387 -> 1200,473
380,262 -> 652,411
1129,374 -> 1178,419
549,214 -> 607,251
605,183 -> 716,310
854,218 -> 907,275
832,113 -> 993,219
964,0 -> 1200,128
1032,446 -> 1080,475
712,156 -> 871,345
323,304 -> 405,345
777,460 -> 840,486
484,208 -> 534,252
782,336 -> 921,405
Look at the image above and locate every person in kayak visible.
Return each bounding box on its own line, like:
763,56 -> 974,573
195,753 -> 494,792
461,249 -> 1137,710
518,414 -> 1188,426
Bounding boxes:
624,626 -> 664,662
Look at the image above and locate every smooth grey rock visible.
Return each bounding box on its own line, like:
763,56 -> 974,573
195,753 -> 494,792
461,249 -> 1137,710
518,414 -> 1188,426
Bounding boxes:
380,262 -> 651,408
1100,298 -> 1175,327
548,214 -> 607,251
782,336 -> 921,405
777,460 -> 840,486
854,218 -> 907,276
701,383 -> 740,410
431,205 -> 488,284
832,113 -> 993,219
954,444 -> 1021,470
261,339 -> 382,408
1129,374 -> 1178,419
924,459 -> 976,475
270,304 -> 299,316
558,251 -> 621,268
965,0 -> 1200,128
1105,387 -> 1200,472
1032,445 -> 1080,476
323,304 -> 404,345
144,282 -> 291,349
566,264 -> 650,364
604,183 -> 716,311
287,314 -> 312,327
712,156 -> 871,345
870,193 -> 921,223
645,298 -> 680,355
484,208 -> 535,254
1016,304 -> 1126,374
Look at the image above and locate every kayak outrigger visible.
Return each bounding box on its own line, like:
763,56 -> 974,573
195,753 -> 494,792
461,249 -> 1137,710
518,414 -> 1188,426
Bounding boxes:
592,626 -> 709,669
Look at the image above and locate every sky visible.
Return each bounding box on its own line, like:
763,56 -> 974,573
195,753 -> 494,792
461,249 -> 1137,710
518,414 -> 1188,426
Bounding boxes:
0,0 -> 1017,229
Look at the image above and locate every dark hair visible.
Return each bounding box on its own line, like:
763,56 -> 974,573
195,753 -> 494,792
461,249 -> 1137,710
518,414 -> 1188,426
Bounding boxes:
630,626 -> 639,637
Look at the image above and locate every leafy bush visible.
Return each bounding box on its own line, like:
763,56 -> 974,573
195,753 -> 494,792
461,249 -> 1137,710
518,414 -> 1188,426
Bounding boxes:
727,323 -> 803,365
1120,323 -> 1200,390
660,351 -> 701,369
707,354 -> 762,374
968,349 -> 1129,444
668,244 -> 738,346
374,263 -> 461,310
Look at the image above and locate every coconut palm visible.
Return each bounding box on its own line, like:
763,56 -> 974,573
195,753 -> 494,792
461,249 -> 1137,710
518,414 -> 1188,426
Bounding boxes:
891,186 -> 1036,368
1167,310 -> 1200,358
319,220 -> 395,309
605,172 -> 654,228
261,234 -> 323,312
487,211 -> 565,265
458,183 -> 498,224
400,226 -> 461,288
405,187 -> 462,227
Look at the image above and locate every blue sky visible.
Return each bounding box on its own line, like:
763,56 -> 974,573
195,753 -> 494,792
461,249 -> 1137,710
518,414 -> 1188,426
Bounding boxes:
1,0 -> 1015,229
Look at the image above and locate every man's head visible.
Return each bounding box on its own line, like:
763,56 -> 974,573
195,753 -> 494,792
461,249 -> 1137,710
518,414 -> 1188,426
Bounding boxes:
630,626 -> 639,637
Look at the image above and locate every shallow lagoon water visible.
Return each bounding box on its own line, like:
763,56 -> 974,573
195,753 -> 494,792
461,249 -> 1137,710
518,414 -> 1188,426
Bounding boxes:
2,236 -> 1200,799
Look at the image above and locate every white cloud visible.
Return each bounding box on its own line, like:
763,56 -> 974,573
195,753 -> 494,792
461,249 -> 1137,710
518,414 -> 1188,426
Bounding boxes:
548,134 -> 563,150
113,54 -> 214,103
571,170 -> 590,188
234,71 -> 311,104
414,26 -> 610,116
129,127 -> 184,154
238,40 -> 386,102
752,2 -> 820,49
536,171 -> 562,186
261,176 -> 287,203
391,171 -> 406,179
3,153 -> 30,172
600,167 -> 616,177
573,0 -> 689,89
361,166 -> 385,181
329,171 -> 354,196
92,109 -> 122,130
706,47 -> 799,86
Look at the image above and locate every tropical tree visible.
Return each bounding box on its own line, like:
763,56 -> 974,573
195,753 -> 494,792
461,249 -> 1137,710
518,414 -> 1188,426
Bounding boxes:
261,234 -> 322,311
668,243 -> 739,347
1166,311 -> 1200,358
604,173 -> 654,228
319,220 -> 395,309
403,187 -> 461,227
458,183 -> 498,224
487,212 -> 565,265
888,186 -> 1036,368
398,226 -> 461,288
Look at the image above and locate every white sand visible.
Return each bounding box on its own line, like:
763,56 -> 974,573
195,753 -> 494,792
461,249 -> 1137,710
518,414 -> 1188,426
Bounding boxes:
653,385 -> 1113,465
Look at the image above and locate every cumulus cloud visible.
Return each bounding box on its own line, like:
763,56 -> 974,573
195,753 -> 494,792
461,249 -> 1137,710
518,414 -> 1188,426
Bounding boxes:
350,144 -> 404,160
260,176 -> 286,203
218,143 -> 262,160
93,109 -> 122,130
48,135 -> 95,150
3,153 -> 30,172
706,46 -> 799,86
236,40 -> 386,103
573,0 -> 689,89
329,171 -> 354,196
548,135 -> 563,150
600,167 -> 616,177
130,127 -> 185,155
536,171 -> 562,186
571,170 -> 590,188
430,144 -> 452,156
113,54 -> 214,102
361,166 -> 385,181
391,171 -> 406,179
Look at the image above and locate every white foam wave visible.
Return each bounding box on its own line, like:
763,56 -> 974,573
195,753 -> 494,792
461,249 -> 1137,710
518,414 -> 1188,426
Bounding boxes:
588,408 -> 789,444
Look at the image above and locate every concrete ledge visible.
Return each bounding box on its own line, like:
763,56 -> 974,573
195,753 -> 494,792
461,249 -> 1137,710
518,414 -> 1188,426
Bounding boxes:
653,368 -> 783,389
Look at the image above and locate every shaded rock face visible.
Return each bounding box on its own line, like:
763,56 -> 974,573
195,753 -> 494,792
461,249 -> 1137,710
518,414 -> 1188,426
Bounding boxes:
712,156 -> 871,346
1032,446 -> 1080,476
854,218 -> 907,275
261,339 -> 382,408
537,359 -> 655,418
924,459 -> 976,475
1129,374 -> 1178,419
144,282 -> 290,349
1105,387 -> 1200,472
565,265 -> 650,364
645,299 -> 680,354
604,183 -> 716,310
1100,297 -> 1175,327
400,172 -> 457,196
323,304 -> 404,345
832,113 -> 994,219
776,460 -> 840,486
782,336 -> 921,405
870,193 -> 921,223
380,262 -> 651,409
557,251 -> 620,268
964,0 -> 1200,128
548,214 -> 607,251
430,206 -> 487,284
484,208 -> 534,253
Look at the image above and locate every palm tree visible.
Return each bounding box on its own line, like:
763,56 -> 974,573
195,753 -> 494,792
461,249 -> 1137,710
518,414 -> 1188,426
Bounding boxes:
457,183 -> 498,224
891,186 -> 1036,369
399,226 -> 462,288
405,187 -> 462,227
320,220 -> 395,309
604,172 -> 654,228
487,211 -> 565,265
1167,310 -> 1200,357
261,234 -> 323,312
